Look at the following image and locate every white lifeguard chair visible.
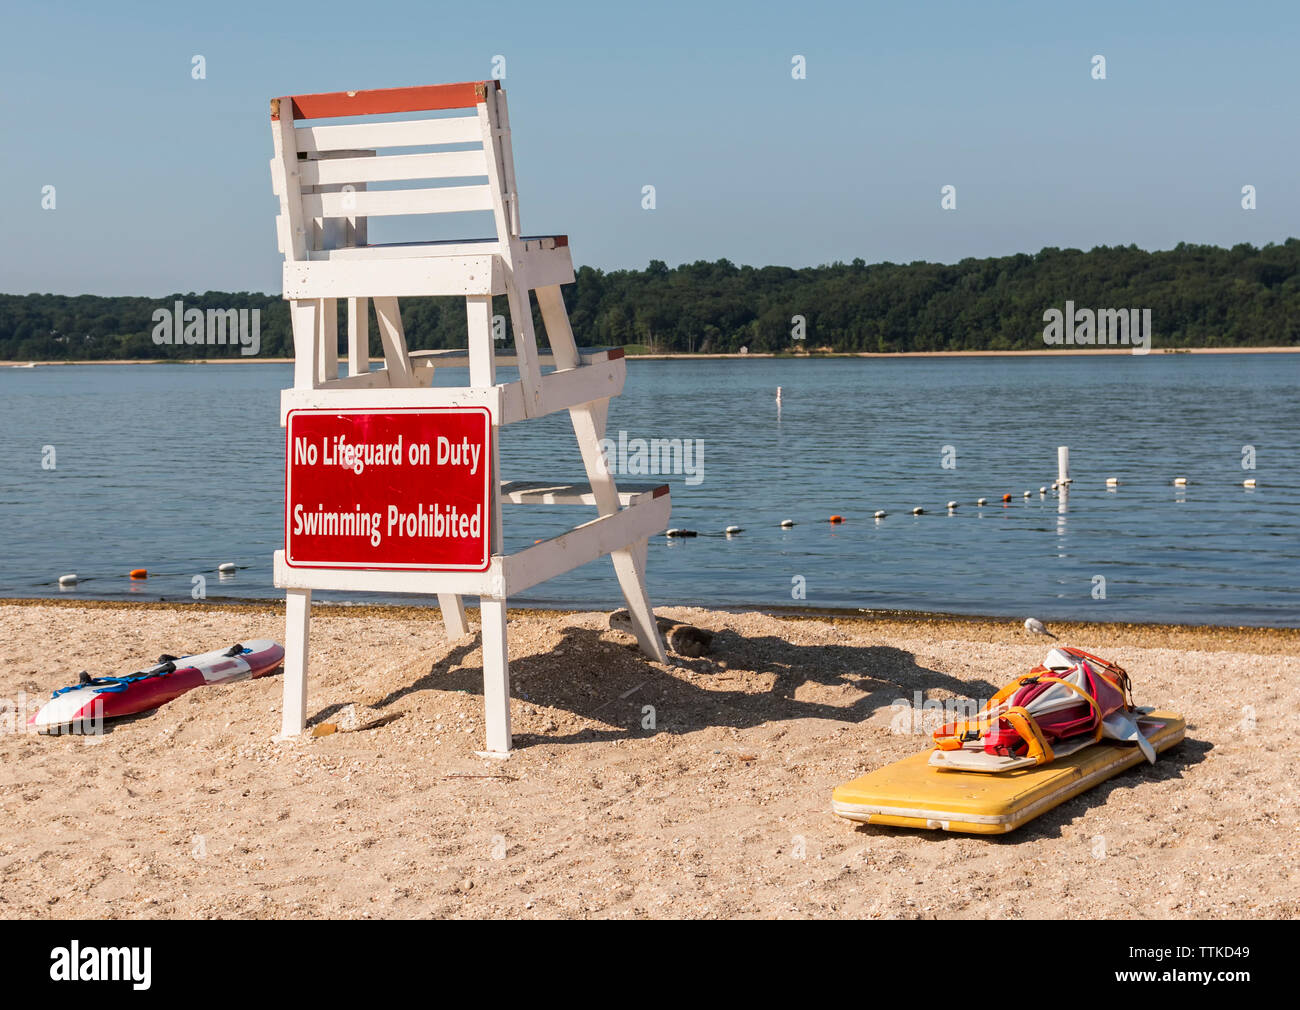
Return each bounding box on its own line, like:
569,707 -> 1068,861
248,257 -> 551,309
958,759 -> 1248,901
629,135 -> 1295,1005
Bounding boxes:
267,80 -> 670,755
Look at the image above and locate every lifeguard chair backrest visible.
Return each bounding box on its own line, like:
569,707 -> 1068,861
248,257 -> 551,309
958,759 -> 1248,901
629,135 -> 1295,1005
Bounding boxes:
269,81 -> 520,260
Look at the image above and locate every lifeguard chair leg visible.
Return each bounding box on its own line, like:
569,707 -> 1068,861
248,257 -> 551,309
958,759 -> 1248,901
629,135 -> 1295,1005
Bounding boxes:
372,297 -> 414,386
478,596 -> 512,755
318,298 -> 339,384
281,588 -> 312,737
346,297 -> 369,377
504,279 -> 545,417
609,542 -> 667,663
438,593 -> 469,639
536,285 -> 668,663
289,300 -> 320,390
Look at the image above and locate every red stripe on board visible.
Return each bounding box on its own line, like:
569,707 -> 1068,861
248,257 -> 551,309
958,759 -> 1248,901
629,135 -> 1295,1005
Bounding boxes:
272,81 -> 499,121
652,485 -> 670,499
606,347 -> 625,360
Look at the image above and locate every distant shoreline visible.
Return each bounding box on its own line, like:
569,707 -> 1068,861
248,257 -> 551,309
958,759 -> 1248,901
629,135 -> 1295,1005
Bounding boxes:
2,346 -> 1298,366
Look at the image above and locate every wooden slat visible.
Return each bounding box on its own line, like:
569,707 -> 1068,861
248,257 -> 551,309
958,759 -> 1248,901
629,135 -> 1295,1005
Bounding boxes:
279,384 -> 502,426
303,184 -> 494,218
409,346 -> 620,369
296,116 -> 481,154
283,256 -> 501,299
500,480 -> 669,507
274,549 -> 506,597
279,81 -> 497,121
301,150 -> 489,187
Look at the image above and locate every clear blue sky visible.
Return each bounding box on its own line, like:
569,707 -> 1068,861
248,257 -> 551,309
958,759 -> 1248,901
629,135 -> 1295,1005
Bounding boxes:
3,0 -> 1297,295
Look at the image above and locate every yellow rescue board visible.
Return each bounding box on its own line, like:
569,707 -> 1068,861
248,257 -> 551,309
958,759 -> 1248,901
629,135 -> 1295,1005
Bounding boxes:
832,711 -> 1185,834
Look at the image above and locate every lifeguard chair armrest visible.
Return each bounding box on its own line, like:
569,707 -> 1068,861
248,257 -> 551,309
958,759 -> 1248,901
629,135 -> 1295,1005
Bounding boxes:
272,80 -> 501,121
500,479 -> 669,507
408,346 -> 623,368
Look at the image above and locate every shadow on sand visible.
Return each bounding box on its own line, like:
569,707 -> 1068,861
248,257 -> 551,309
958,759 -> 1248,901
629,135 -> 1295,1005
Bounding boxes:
362,623 -> 1003,747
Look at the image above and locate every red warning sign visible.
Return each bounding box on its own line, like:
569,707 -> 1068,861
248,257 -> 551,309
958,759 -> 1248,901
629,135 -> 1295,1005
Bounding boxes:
285,407 -> 492,571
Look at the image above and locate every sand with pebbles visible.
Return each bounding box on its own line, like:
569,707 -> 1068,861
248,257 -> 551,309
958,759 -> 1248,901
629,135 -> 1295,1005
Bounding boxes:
1,600 -> 1296,919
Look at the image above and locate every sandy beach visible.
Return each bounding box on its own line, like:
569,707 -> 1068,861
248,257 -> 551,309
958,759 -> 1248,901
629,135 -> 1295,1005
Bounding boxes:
2,600 -> 1296,920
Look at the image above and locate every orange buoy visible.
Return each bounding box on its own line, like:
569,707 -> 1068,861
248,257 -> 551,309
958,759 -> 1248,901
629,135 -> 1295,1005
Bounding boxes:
1001,493 -> 1012,502
129,568 -> 147,579
829,515 -> 845,523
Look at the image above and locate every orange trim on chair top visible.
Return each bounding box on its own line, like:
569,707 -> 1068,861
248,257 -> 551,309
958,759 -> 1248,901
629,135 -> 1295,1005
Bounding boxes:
271,81 -> 500,121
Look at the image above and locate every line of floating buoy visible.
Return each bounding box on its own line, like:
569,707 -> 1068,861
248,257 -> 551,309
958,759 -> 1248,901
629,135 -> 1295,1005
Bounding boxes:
668,462 -> 1267,545
54,562 -> 240,586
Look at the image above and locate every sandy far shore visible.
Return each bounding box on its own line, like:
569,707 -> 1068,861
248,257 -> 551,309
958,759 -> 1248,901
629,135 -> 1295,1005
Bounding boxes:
629,346 -> 1300,360
2,346 -> 1297,366
2,602 -> 1296,920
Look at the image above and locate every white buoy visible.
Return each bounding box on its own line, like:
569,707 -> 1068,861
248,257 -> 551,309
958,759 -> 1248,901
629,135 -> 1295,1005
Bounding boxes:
779,519 -> 795,528
725,525 -> 743,535
1039,487 -> 1047,495
57,573 -> 78,586
976,497 -> 987,506
1243,479 -> 1257,488
947,501 -> 958,510
1173,477 -> 1188,486
1105,477 -> 1120,487
218,562 -> 236,573
911,506 -> 924,515
1023,490 -> 1032,498
874,510 -> 887,519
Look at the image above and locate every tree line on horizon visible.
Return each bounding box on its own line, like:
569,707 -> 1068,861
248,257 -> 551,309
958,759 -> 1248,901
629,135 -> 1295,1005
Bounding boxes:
2,240 -> 1297,360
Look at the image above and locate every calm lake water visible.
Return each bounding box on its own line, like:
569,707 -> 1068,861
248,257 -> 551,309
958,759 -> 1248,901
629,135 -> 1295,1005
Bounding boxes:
1,355 -> 1297,626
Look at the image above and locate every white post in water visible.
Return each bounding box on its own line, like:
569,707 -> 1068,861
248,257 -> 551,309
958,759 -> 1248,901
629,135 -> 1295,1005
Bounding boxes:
1058,446 -> 1071,485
